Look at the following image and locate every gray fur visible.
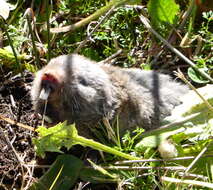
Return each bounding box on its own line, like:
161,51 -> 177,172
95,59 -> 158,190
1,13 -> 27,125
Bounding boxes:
31,54 -> 189,137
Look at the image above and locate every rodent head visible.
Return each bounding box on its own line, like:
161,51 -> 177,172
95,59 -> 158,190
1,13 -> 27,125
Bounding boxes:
31,54 -> 119,125
31,66 -> 65,123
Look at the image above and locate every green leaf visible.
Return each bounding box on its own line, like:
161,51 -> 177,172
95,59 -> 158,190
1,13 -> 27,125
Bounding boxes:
135,129 -> 182,151
0,48 -> 26,71
135,134 -> 165,150
33,122 -> 78,158
148,0 -> 179,28
24,63 -> 37,73
188,67 -> 210,84
29,155 -> 83,190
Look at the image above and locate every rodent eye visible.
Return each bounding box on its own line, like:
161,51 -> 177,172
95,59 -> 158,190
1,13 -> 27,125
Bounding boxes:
79,77 -> 88,86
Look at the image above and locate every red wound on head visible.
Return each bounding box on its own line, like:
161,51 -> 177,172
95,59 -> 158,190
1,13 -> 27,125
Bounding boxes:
42,73 -> 59,84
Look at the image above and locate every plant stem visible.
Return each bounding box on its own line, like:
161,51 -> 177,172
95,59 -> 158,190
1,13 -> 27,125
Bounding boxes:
75,5 -> 115,53
8,1 -> 25,24
46,0 -> 51,62
2,20 -> 22,72
26,9 -> 40,69
50,0 -> 128,33
161,176 -> 213,189
74,135 -> 140,160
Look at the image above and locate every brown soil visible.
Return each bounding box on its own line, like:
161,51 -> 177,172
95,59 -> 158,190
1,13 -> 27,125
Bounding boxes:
0,70 -> 41,189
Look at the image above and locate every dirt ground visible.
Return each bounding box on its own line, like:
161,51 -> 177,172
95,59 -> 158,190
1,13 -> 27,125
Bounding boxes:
0,70 -> 41,189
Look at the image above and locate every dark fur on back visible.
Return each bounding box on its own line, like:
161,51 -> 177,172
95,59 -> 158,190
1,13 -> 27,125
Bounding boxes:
31,54 -> 189,137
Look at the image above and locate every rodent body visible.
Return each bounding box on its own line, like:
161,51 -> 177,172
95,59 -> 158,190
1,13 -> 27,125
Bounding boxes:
31,54 -> 188,137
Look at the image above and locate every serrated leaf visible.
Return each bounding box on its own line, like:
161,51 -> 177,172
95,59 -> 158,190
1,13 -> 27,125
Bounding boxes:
188,67 -> 209,84
33,122 -> 78,158
29,155 -> 83,190
148,0 -> 179,27
0,0 -> 9,20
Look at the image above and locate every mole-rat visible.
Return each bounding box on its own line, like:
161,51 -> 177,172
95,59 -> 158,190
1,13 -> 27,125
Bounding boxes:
31,54 -> 188,138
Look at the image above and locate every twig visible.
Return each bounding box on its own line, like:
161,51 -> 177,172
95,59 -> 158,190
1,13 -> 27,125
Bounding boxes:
125,5 -> 146,11
177,172 -> 208,181
50,0 -> 128,33
45,0 -> 51,62
115,155 -> 213,165
87,165 -> 186,171
138,14 -> 213,83
23,152 -> 37,190
23,166 -> 35,190
75,6 -> 116,53
0,127 -> 25,189
24,8 -> 40,69
0,114 -> 34,131
161,176 -> 213,188
184,141 -> 213,174
99,49 -> 123,64
23,164 -> 50,168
